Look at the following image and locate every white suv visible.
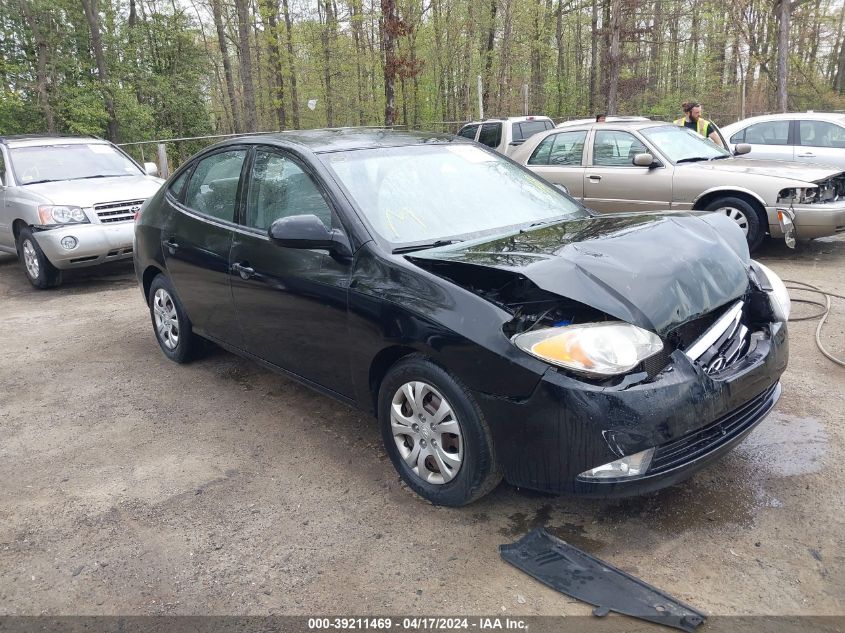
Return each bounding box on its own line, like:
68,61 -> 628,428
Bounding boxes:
457,116 -> 555,156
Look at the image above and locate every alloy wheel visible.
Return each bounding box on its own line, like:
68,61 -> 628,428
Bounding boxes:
716,206 -> 750,236
390,381 -> 464,485
22,239 -> 40,279
153,288 -> 180,350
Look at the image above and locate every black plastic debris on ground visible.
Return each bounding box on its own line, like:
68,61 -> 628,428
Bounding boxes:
500,528 -> 706,632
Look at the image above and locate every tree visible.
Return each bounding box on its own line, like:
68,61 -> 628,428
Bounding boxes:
235,0 -> 257,131
80,0 -> 118,141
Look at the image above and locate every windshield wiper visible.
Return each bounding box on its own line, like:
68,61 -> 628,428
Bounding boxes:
710,155 -> 730,160
71,174 -> 131,180
393,239 -> 463,254
676,156 -> 709,163
21,179 -> 62,185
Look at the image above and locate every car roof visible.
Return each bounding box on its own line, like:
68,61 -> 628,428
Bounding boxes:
558,116 -> 650,127
0,135 -> 105,148
459,116 -> 552,126
723,112 -> 845,129
222,128 -> 467,154
548,120 -> 672,132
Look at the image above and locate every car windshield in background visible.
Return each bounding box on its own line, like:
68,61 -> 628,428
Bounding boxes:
323,144 -> 586,247
11,144 -> 142,184
640,124 -> 730,163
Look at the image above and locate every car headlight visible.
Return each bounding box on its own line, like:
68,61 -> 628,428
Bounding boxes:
753,261 -> 790,321
777,187 -> 817,205
37,205 -> 89,225
512,322 -> 663,377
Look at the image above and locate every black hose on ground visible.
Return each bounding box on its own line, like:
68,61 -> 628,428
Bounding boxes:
783,280 -> 845,368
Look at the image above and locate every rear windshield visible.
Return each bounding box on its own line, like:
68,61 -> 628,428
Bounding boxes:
10,143 -> 143,184
477,123 -> 502,148
514,120 -> 553,142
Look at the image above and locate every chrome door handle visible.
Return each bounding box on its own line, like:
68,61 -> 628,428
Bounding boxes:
797,153 -> 815,157
165,238 -> 180,254
587,175 -> 602,181
232,262 -> 255,280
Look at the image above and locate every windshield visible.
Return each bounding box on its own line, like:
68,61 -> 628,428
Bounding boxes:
10,143 -> 143,184
322,144 -> 586,247
640,124 -> 730,163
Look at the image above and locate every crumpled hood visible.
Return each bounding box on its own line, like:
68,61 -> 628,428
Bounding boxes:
409,212 -> 751,335
685,157 -> 842,183
23,175 -> 164,207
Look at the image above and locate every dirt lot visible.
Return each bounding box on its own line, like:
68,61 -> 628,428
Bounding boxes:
0,236 -> 843,620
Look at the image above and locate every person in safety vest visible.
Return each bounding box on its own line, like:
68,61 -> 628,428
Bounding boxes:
675,101 -> 723,147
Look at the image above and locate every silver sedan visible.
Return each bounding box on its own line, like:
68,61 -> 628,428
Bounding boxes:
511,120 -> 845,251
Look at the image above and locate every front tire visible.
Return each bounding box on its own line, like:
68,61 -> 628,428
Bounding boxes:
18,227 -> 62,289
148,274 -> 195,363
378,355 -> 501,506
704,196 -> 765,252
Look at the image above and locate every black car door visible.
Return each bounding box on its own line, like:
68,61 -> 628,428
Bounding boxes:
229,146 -> 354,397
161,148 -> 247,347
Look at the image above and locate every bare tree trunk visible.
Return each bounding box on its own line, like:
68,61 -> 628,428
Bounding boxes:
80,0 -> 118,141
349,0 -> 367,125
556,0 -> 565,114
482,0 -> 497,114
281,0 -> 300,128
235,0 -> 257,131
606,0 -> 621,114
19,0 -> 55,133
382,0 -> 398,125
589,0 -> 597,111
263,0 -> 286,129
320,0 -> 336,126
211,0 -> 242,133
776,0 -> 789,112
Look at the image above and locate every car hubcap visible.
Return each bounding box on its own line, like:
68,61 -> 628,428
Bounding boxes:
22,240 -> 39,279
391,381 -> 463,485
716,206 -> 750,236
153,288 -> 180,350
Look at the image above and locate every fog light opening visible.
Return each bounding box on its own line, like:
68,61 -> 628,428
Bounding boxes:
578,448 -> 655,480
60,236 -> 78,250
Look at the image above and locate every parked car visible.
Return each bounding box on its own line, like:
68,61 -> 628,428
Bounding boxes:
457,116 -> 554,155
511,120 -> 845,251
721,112 -> 845,168
135,129 -> 788,506
0,135 -> 163,288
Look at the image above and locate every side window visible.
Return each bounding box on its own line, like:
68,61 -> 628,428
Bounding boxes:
730,129 -> 745,144
0,152 -> 5,186
458,124 -> 479,140
528,135 -> 555,165
799,120 -> 845,148
477,122 -> 502,148
167,167 -> 191,201
184,150 -> 247,221
515,121 -> 551,142
548,131 -> 587,165
245,149 -> 333,231
744,121 -> 789,146
592,130 -> 648,167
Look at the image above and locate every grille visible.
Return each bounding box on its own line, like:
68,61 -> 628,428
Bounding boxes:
649,382 -> 779,474
94,199 -> 145,223
684,301 -> 751,375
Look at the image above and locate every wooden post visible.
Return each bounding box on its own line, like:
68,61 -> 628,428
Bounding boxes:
157,144 -> 170,179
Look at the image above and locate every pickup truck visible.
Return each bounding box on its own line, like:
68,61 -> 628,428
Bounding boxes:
457,116 -> 555,156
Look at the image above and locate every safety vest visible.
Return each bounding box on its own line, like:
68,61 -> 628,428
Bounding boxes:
675,116 -> 710,137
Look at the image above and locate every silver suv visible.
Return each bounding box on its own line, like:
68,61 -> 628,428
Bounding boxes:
457,116 -> 555,156
0,136 -> 163,288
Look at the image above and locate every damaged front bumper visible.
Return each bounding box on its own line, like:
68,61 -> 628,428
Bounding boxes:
475,320 -> 788,497
766,201 -> 845,239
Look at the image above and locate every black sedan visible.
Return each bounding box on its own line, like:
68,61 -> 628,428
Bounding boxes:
134,129 -> 789,506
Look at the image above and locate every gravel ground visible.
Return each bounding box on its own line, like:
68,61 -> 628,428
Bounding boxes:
0,236 -> 843,619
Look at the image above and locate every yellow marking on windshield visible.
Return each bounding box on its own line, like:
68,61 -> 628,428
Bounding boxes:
386,208 -> 426,238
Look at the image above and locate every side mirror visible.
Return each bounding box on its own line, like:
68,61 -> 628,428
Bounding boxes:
633,152 -> 656,168
144,162 -> 159,177
734,143 -> 752,156
553,183 -> 570,196
268,214 -> 351,257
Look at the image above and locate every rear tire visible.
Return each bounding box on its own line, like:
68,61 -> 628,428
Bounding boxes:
704,196 -> 765,252
378,354 -> 501,506
148,274 -> 195,363
17,227 -> 62,289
